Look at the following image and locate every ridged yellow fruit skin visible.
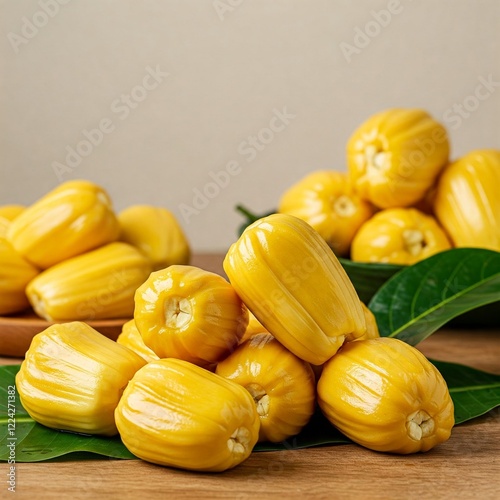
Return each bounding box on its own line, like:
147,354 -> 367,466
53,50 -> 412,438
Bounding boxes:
0,204 -> 25,220
0,239 -> 39,315
351,208 -> 451,265
15,321 -> 146,436
115,358 -> 260,472
134,265 -> 248,366
0,205 -> 25,238
216,333 -> 316,443
118,205 -> 191,271
355,303 -> 380,341
434,150 -> 500,251
7,180 -> 120,269
317,337 -> 454,454
278,170 -> 375,256
223,213 -> 366,365
26,242 -> 152,321
239,311 -> 269,344
347,109 -> 449,209
116,319 -> 160,363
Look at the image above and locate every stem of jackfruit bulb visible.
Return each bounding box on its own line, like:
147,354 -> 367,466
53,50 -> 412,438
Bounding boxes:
236,205 -> 276,236
406,410 -> 435,441
227,426 -> 252,456
402,229 -> 426,256
333,195 -> 357,218
235,205 -> 261,222
245,383 -> 270,417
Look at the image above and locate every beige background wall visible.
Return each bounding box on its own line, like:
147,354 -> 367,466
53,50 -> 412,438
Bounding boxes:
1,0 -> 499,251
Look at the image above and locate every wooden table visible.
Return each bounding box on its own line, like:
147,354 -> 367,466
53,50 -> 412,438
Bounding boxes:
1,254 -> 499,499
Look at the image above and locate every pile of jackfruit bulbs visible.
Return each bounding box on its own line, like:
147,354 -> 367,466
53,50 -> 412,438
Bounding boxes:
16,212 -> 455,473
7,107 -> 498,473
0,180 -> 190,319
278,108 -> 500,265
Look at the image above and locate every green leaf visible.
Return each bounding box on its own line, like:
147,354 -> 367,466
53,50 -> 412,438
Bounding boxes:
368,248 -> 500,344
0,365 -> 136,462
339,258 -> 401,304
340,254 -> 499,327
254,409 -> 351,452
431,360 -> 500,424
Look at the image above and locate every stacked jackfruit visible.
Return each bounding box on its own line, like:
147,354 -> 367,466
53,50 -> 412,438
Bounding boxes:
10,109 -> 470,473
16,213 -> 454,473
279,108 -> 500,264
0,180 -> 190,320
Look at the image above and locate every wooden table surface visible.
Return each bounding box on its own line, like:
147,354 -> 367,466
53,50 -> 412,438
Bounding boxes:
1,254 -> 499,500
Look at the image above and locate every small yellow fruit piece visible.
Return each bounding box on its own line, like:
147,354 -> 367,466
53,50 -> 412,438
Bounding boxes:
134,265 -> 248,366
434,150 -> 500,251
116,319 -> 160,363
351,208 -> 451,265
317,337 -> 454,454
216,333 -> 316,442
239,311 -> 269,344
26,242 -> 151,321
0,239 -> 39,315
0,205 -> 25,238
347,108 -> 449,208
16,321 -> 146,436
118,205 -> 191,270
278,170 -> 375,256
7,180 -> 120,269
223,213 -> 366,365
355,303 -> 380,341
115,358 -> 260,472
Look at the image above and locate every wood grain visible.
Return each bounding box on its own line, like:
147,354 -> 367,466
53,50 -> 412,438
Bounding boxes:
1,254 -> 499,499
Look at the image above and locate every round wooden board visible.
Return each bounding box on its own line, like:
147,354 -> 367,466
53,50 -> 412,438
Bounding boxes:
0,310 -> 129,358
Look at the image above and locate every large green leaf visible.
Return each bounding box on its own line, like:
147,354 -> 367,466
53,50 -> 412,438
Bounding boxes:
1,358 -> 499,460
341,255 -> 499,328
254,410 -> 350,451
431,360 -> 500,423
369,248 -> 500,345
339,258 -> 401,304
